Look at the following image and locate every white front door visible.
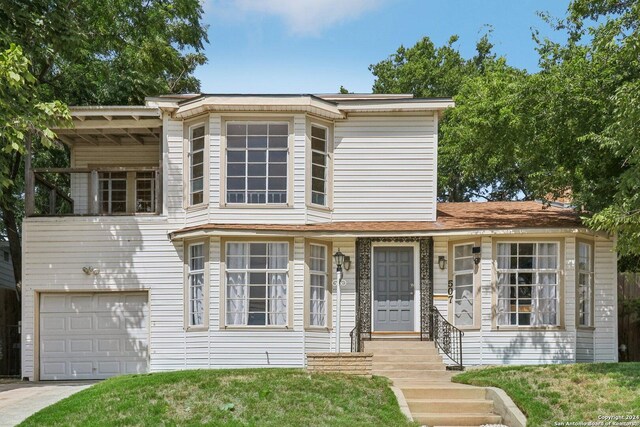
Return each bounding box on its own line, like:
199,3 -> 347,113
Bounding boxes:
39,292 -> 148,380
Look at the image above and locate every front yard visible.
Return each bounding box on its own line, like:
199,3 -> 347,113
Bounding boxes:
453,362 -> 640,426
20,369 -> 415,426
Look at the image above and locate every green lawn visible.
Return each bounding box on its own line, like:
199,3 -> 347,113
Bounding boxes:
453,362 -> 640,427
20,369 -> 415,427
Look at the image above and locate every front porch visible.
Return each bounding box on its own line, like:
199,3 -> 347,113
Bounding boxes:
347,237 -> 464,369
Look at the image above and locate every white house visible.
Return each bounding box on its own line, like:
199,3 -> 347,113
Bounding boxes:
21,94 -> 618,381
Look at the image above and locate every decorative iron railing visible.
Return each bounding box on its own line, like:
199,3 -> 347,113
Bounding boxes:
430,306 -> 464,370
350,326 -> 360,353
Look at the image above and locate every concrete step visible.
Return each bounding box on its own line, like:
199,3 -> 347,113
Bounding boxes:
401,386 -> 487,400
413,413 -> 502,426
372,362 -> 446,371
407,398 -> 494,413
364,340 -> 435,350
373,354 -> 443,363
367,347 -> 440,356
373,369 -> 454,379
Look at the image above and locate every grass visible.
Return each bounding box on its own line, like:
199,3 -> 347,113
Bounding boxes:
20,369 -> 415,427
453,362 -> 640,427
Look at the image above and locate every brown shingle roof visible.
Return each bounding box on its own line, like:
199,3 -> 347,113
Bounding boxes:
170,201 -> 583,238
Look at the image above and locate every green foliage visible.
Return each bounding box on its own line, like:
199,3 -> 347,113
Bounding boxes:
370,1 -> 640,255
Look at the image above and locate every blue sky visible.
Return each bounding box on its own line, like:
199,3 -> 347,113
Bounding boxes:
196,0 -> 571,94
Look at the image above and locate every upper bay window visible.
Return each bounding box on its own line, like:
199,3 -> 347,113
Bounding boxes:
310,125 -> 328,206
496,242 -> 560,327
189,125 -> 206,205
226,122 -> 289,205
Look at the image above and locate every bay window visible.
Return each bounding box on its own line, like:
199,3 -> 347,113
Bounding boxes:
453,243 -> 475,327
225,242 -> 289,326
310,125 -> 328,206
189,125 -> 205,205
226,122 -> 289,204
187,242 -> 206,327
309,244 -> 328,327
496,242 -> 560,327
577,242 -> 593,327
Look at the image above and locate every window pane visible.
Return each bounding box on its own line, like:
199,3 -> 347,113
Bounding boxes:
227,123 -> 246,136
192,126 -> 205,139
312,137 -> 326,152
228,151 -> 245,163
269,136 -> 288,148
312,178 -> 325,192
248,151 -> 266,162
269,151 -> 287,163
269,123 -> 288,136
311,126 -> 326,139
227,163 -> 246,177
269,163 -> 287,177
312,152 -> 326,166
248,163 -> 266,177
227,136 -> 246,148
248,136 -> 267,148
269,178 -> 287,191
248,124 -> 268,135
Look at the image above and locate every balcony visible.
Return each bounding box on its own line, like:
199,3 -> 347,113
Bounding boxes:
26,166 -> 162,217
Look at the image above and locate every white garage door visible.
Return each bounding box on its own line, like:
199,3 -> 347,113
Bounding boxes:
39,292 -> 149,380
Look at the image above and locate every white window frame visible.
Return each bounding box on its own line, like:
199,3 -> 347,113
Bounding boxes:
309,243 -> 328,327
135,171 -> 155,213
452,243 -> 475,328
496,241 -> 561,328
185,241 -> 208,330
310,124 -> 328,207
224,241 -> 290,327
224,121 -> 289,205
98,171 -> 127,214
188,124 -> 206,206
577,241 -> 594,328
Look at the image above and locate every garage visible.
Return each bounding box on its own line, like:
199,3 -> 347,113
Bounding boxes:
39,292 -> 149,380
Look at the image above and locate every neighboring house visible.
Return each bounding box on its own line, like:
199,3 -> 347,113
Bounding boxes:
21,94 -> 617,381
0,242 -> 15,291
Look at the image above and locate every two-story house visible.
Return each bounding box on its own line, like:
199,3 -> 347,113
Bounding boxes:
21,94 -> 617,381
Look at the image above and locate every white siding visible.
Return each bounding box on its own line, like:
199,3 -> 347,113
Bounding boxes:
332,113 -> 436,221
594,237 -> 618,362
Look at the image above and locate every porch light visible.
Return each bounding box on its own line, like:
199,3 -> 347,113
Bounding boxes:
438,256 -> 447,270
472,246 -> 481,265
333,249 -> 346,271
82,266 -> 100,275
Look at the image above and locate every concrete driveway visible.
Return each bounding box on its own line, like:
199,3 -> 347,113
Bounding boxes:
0,381 -> 96,427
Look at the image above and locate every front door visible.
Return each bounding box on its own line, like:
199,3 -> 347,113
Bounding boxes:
373,246 -> 414,331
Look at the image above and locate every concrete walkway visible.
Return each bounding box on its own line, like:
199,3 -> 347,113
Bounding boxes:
0,381 -> 96,427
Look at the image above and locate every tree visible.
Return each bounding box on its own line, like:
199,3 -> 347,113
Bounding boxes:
0,0 -> 209,288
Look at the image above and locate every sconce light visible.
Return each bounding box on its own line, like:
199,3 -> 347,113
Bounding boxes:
333,249 -> 346,272
472,246 -> 481,265
343,255 -> 351,271
438,256 -> 447,270
82,266 -> 100,276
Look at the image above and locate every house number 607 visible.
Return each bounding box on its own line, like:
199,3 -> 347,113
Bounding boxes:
447,280 -> 454,303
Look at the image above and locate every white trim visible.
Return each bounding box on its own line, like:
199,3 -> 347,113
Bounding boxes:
370,242 -> 421,333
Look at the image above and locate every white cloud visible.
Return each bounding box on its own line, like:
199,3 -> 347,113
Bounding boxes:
227,0 -> 384,36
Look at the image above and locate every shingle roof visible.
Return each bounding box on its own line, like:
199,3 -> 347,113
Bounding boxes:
170,201 -> 583,238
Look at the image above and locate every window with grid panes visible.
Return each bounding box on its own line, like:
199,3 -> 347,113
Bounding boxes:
188,243 -> 205,326
496,242 -> 559,326
189,125 -> 205,205
453,243 -> 475,327
225,242 -> 289,326
309,244 -> 328,326
577,242 -> 593,327
226,123 -> 288,204
135,172 -> 155,213
310,125 -> 328,206
99,172 -> 127,213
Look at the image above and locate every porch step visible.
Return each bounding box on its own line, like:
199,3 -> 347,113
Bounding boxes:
407,398 -> 494,413
373,354 -> 443,363
368,347 -> 440,356
372,362 -> 445,371
364,339 -> 435,350
412,413 -> 502,426
373,369 -> 454,380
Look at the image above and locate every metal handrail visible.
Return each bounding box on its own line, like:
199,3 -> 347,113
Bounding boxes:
349,326 -> 360,353
430,306 -> 464,370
